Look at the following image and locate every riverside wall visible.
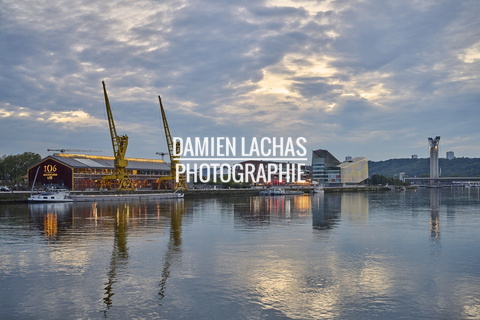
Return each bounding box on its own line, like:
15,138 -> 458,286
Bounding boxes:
0,186 -> 391,203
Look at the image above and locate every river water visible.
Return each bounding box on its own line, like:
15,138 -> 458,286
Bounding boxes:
1,188 -> 479,319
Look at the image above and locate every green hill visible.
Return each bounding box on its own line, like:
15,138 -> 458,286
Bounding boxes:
368,158 -> 480,178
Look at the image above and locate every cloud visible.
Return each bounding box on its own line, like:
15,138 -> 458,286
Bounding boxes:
0,103 -> 104,128
459,42 -> 480,64
0,0 -> 479,160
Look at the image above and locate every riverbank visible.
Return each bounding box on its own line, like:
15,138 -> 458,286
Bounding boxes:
324,186 -> 393,192
0,191 -> 31,203
0,189 -> 263,202
0,186 -> 393,203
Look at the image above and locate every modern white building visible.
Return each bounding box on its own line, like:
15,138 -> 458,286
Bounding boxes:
337,157 -> 369,184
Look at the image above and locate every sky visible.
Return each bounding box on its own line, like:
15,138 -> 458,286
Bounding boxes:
0,0 -> 479,163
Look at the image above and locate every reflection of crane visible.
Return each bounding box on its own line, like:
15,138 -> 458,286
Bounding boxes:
103,204 -> 129,315
47,149 -> 102,153
157,96 -> 186,190
99,201 -> 185,313
159,200 -> 184,300
101,81 -> 135,191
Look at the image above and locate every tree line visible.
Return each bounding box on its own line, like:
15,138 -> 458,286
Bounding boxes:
369,158 -> 480,178
0,152 -> 41,189
366,174 -> 408,186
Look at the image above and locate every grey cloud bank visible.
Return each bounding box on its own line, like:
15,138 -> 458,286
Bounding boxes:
1,0 -> 479,161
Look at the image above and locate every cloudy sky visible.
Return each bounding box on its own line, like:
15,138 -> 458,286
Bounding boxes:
1,0 -> 479,162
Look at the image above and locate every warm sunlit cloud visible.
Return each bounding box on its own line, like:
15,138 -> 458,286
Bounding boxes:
0,105 -> 31,118
266,0 -> 337,16
458,42 -> 480,64
44,110 -> 104,127
286,53 -> 338,78
1,103 -> 105,130
252,54 -> 338,97
337,71 -> 395,107
0,109 -> 14,118
253,70 -> 297,96
356,83 -> 391,102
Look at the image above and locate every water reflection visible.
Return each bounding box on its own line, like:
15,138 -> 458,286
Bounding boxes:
27,199 -> 187,316
312,192 -> 340,230
29,203 -> 74,240
340,193 -> 369,223
234,195 -> 312,227
312,192 -> 369,230
429,189 -> 440,242
158,200 -> 184,301
1,191 -> 478,319
43,213 -> 58,238
95,200 -> 186,315
231,192 -> 370,232
103,204 -> 130,313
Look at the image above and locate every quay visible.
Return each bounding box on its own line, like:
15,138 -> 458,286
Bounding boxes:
322,186 -> 391,192
0,186 -> 392,203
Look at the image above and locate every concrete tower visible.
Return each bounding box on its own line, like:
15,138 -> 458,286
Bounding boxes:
428,136 -> 440,187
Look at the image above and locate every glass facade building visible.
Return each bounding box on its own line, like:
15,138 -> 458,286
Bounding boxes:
312,149 -> 368,186
311,149 -> 341,185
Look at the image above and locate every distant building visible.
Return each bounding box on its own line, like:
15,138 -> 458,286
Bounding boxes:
27,153 -> 170,191
312,149 -> 368,186
301,165 -> 311,182
412,154 -> 418,159
312,149 -> 341,184
446,151 -> 455,160
338,157 -> 369,184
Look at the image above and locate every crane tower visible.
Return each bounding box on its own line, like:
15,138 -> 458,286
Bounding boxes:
101,81 -> 135,191
157,95 -> 186,190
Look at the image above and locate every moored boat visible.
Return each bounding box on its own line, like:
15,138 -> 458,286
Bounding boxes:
28,186 -> 73,202
28,167 -> 74,202
259,188 -> 304,196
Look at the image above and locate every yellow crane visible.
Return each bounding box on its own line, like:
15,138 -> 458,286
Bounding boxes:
101,81 -> 135,191
157,95 -> 186,190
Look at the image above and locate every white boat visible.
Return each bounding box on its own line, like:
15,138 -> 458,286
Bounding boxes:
259,188 -> 304,196
28,187 -> 73,202
313,185 -> 324,193
260,188 -> 284,196
28,167 -> 73,202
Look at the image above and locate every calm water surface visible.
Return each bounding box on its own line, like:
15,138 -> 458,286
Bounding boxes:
1,188 -> 480,319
